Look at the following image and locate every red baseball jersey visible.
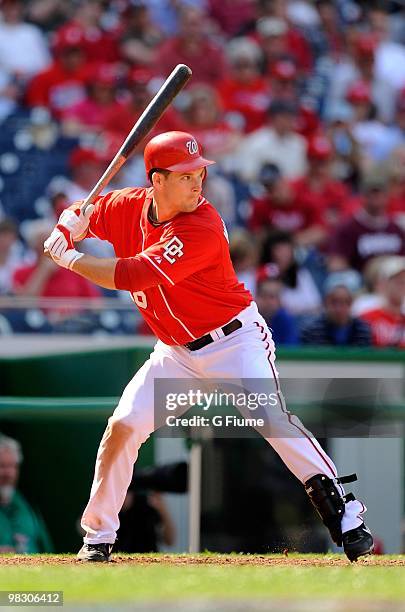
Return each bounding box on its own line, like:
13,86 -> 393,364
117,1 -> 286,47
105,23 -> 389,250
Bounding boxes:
86,187 -> 252,345
360,308 -> 405,348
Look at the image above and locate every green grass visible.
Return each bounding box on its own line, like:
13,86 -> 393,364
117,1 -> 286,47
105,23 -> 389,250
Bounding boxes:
0,555 -> 403,603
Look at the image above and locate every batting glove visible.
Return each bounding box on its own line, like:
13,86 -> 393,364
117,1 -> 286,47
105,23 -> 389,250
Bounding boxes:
57,204 -> 94,240
44,225 -> 84,270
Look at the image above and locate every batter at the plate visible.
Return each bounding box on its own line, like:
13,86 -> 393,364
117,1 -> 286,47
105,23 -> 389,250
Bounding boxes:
43,131 -> 374,563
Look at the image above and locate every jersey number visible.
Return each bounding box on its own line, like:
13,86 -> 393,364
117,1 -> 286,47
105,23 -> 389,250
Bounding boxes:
132,291 -> 147,309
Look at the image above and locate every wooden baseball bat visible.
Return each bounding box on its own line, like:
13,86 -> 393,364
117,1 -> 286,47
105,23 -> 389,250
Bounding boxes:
81,63 -> 192,213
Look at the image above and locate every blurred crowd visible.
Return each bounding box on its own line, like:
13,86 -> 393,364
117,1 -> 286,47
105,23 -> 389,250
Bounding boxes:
0,0 -> 404,346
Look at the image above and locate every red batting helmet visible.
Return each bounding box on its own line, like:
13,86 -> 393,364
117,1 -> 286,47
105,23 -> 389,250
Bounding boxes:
144,131 -> 215,180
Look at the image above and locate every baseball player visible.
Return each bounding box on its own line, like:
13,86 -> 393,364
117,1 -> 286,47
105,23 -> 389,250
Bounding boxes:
44,131 -> 374,562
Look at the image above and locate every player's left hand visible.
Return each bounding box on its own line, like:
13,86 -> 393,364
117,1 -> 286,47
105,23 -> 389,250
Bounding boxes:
58,205 -> 94,241
44,225 -> 84,270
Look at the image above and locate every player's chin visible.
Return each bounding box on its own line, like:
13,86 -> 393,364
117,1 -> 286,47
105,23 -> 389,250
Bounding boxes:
184,198 -> 200,211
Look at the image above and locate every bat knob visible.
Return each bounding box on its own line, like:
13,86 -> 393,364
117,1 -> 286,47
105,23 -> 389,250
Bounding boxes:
175,64 -> 192,78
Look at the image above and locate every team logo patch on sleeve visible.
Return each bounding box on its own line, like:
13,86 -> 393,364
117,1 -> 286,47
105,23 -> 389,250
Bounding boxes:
163,236 -> 184,263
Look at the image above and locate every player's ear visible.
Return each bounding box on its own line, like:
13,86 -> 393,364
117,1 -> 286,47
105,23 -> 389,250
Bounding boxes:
151,170 -> 169,190
151,172 -> 162,189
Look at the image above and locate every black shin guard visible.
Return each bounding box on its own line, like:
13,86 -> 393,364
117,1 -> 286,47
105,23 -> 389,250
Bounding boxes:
304,473 -> 357,546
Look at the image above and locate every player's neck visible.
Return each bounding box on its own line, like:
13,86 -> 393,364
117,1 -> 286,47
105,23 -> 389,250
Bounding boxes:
152,195 -> 178,223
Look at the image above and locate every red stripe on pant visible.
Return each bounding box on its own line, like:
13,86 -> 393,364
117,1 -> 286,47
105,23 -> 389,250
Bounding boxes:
254,321 -> 338,479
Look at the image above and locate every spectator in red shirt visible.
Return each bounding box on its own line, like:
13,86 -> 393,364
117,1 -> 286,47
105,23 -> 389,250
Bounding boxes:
218,37 -> 270,133
289,134 -> 351,235
53,3 -> 120,65
360,257 -> 405,348
61,63 -> 124,137
180,84 -> 241,161
25,28 -> 89,117
13,219 -> 100,321
328,174 -> 405,273
155,6 -> 227,85
248,162 -> 324,247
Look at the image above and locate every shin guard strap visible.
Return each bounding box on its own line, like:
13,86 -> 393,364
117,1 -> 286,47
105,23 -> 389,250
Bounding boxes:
305,474 -> 345,546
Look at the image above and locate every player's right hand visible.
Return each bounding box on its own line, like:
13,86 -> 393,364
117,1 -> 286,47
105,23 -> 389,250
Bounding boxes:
44,226 -> 84,270
57,204 -> 94,240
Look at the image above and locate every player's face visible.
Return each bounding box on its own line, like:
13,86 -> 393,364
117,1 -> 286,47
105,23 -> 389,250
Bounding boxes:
163,168 -> 205,212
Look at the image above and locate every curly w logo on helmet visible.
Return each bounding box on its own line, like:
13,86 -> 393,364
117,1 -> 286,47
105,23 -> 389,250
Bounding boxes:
186,140 -> 198,155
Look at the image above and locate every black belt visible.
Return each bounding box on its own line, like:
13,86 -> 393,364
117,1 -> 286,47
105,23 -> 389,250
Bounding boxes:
184,319 -> 242,351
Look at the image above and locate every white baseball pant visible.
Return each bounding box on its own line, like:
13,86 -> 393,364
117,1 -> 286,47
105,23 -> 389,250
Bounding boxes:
81,302 -> 366,544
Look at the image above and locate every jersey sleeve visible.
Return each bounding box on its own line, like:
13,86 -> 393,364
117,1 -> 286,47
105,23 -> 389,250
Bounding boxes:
85,190 -> 128,242
114,225 -> 221,291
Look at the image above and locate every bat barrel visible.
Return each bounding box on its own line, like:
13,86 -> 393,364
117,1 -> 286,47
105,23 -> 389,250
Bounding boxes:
120,64 -> 192,159
81,64 -> 192,213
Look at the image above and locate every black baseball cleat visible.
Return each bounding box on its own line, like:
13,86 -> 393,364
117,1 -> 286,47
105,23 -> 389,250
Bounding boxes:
77,543 -> 113,562
343,523 -> 374,562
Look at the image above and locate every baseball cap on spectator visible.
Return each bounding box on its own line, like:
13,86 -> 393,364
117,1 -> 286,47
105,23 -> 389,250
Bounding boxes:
271,60 -> 297,81
69,147 -> 104,169
259,163 -> 281,186
256,17 -> 288,38
227,37 -> 262,65
307,135 -> 333,160
87,63 -> 120,87
268,99 -> 297,116
323,270 -> 362,296
127,67 -> 153,89
256,262 -> 280,283
52,26 -> 86,55
353,32 -> 377,58
377,256 -> 405,280
346,80 -> 371,104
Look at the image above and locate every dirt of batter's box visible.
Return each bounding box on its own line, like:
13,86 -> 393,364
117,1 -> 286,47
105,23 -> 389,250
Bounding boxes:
0,554 -> 403,566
